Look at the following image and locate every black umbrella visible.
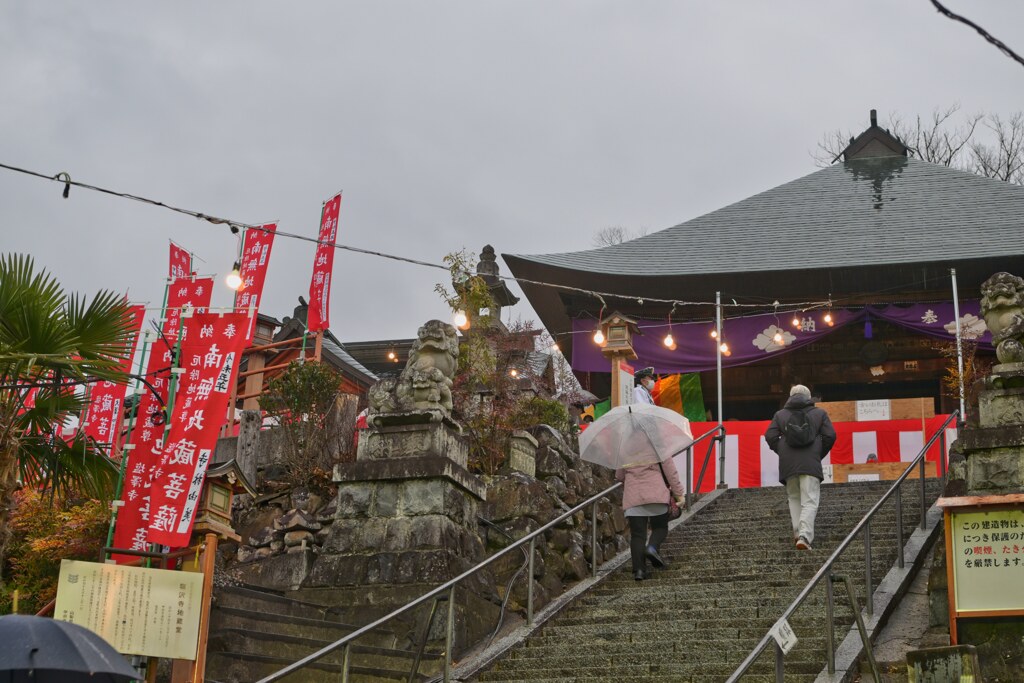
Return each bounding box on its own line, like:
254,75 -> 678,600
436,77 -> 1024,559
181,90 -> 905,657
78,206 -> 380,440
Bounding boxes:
0,615 -> 141,682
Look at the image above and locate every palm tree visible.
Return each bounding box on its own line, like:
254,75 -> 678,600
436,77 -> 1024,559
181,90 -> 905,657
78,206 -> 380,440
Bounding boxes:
0,254 -> 136,572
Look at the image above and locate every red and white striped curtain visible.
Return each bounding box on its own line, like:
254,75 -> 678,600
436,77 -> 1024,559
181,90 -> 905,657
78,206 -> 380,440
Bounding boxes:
677,417 -> 957,491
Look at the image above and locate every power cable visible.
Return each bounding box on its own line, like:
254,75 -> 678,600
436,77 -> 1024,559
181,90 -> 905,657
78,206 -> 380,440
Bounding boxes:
930,0 -> 1024,70
0,160 -> 831,311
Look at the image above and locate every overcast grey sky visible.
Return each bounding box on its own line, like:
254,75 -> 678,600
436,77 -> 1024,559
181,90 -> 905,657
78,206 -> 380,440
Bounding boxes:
2,2 -> 1022,342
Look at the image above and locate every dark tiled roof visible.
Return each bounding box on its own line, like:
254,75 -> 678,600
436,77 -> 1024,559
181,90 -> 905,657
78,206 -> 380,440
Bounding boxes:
322,332 -> 378,385
509,158 -> 1024,276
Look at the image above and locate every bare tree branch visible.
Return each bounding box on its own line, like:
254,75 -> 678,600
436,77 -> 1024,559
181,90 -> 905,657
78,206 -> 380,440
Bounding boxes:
592,225 -> 648,247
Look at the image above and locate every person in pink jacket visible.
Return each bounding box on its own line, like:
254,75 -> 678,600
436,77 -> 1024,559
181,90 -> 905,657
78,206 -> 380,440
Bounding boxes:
616,457 -> 686,580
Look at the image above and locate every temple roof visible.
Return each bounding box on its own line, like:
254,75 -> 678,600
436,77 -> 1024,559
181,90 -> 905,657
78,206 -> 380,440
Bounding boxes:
506,157 -> 1024,278
503,156 -> 1024,350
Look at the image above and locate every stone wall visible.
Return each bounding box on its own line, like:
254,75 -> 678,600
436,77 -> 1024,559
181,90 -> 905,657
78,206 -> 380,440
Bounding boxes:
481,425 -> 624,617
218,421 -> 624,658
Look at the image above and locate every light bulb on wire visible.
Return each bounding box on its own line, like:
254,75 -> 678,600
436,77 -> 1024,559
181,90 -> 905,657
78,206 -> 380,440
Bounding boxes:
593,329 -> 605,346
663,333 -> 675,348
453,310 -> 469,329
710,329 -> 718,339
824,312 -> 834,327
719,342 -> 730,356
792,315 -> 801,327
225,261 -> 243,290
773,331 -> 784,345
387,351 -> 396,361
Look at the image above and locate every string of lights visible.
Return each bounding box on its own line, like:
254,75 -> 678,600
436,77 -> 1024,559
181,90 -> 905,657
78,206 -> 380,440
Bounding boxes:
0,160 -> 836,312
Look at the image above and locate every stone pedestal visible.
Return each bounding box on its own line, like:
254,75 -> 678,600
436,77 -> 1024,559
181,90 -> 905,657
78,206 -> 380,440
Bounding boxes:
356,413 -> 468,468
954,380 -> 1024,495
301,419 -> 496,651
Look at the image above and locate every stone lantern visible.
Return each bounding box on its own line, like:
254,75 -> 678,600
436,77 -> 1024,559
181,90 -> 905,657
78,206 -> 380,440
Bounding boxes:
192,458 -> 255,543
599,312 -> 640,408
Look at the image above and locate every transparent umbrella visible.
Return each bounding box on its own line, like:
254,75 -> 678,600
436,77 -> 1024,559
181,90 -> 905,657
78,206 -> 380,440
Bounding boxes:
578,402 -> 693,469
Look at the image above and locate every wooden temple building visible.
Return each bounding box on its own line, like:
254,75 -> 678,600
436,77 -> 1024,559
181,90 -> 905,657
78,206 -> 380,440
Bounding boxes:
504,111 -> 1024,420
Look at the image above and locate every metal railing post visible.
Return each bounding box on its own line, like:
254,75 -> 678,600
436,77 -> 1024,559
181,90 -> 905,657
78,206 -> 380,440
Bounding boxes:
444,586 -> 455,682
919,456 -> 927,530
527,537 -> 536,624
340,643 -> 351,683
938,428 -> 948,479
895,489 -> 905,569
825,572 -> 836,673
685,446 -> 693,509
864,520 -> 873,617
591,501 -> 599,578
774,641 -> 784,683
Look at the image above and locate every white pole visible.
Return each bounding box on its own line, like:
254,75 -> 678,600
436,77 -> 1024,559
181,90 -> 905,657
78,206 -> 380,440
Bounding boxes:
951,269 -> 966,420
716,291 -> 725,487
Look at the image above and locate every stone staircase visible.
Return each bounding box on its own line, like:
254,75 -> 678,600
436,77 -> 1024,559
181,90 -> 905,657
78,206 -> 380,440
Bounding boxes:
206,584 -> 444,682
473,479 -> 940,682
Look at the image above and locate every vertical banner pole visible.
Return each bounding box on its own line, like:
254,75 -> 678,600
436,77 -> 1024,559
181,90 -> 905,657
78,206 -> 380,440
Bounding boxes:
950,268 -> 966,423
716,291 -> 725,487
104,329 -> 154,557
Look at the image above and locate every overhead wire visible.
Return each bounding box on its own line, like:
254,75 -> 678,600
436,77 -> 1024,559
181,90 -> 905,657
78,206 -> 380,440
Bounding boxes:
0,159 -> 954,316
929,0 -> 1024,70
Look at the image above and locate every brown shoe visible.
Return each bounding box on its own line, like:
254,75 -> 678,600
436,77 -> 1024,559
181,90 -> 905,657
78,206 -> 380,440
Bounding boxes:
795,536 -> 812,551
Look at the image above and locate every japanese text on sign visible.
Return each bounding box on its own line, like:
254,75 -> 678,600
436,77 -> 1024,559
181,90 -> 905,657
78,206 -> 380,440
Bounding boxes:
55,560 -> 203,659
951,507 -> 1024,613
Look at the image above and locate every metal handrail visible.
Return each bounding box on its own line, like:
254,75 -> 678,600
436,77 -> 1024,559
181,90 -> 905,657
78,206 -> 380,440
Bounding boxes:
726,411 -> 959,682
255,424 -> 725,683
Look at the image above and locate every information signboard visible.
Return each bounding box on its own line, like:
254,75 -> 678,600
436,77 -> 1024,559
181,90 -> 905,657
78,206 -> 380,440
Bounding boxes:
856,399 -> 891,421
949,507 -> 1024,614
619,361 -> 634,407
55,560 -> 204,659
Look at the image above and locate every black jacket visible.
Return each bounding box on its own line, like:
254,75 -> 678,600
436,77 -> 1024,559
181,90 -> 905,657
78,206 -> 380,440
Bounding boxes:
764,395 -> 837,483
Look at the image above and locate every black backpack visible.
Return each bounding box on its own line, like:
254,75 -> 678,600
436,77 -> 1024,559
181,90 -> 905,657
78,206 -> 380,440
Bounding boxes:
784,409 -> 817,448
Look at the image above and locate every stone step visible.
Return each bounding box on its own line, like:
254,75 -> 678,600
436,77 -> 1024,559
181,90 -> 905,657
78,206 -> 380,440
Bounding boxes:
478,676 -> 817,683
207,649 -> 430,683
215,584 -> 355,624
210,605 -> 398,647
479,654 -> 825,679
209,627 -> 443,668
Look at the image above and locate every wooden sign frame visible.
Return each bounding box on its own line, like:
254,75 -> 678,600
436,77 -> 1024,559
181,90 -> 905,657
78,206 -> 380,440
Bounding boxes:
937,494 -> 1024,643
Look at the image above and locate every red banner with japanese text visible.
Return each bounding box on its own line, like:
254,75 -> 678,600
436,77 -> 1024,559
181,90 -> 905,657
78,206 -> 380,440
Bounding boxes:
234,223 -> 277,345
111,279 -> 213,560
307,192 -> 341,332
164,277 -> 213,342
169,242 -> 192,281
82,304 -> 146,447
110,336 -> 174,559
146,312 -> 248,547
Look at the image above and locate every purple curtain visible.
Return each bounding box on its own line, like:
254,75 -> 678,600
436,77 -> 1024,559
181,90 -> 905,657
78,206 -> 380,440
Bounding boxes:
571,300 -> 989,374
